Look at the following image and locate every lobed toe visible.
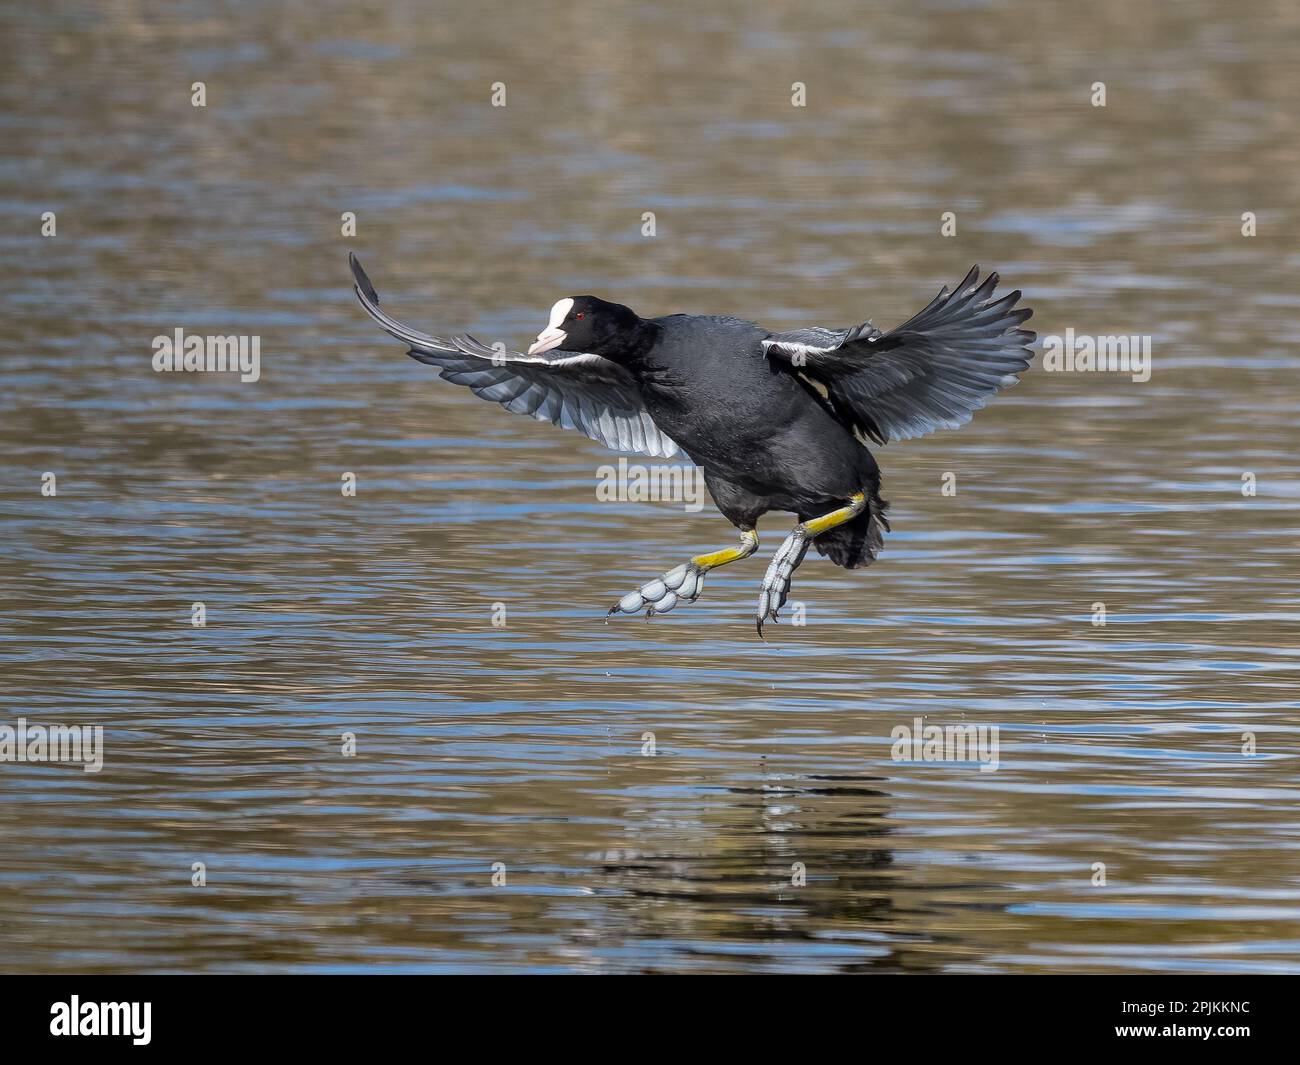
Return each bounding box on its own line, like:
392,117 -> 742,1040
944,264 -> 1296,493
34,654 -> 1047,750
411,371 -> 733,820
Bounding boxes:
662,564 -> 689,590
677,569 -> 701,600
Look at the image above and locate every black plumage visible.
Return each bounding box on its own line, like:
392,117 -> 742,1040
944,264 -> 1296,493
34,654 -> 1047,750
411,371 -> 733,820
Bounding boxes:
350,255 -> 1034,634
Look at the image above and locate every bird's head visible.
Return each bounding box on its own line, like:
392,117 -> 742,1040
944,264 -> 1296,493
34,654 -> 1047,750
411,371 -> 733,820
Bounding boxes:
527,296 -> 641,358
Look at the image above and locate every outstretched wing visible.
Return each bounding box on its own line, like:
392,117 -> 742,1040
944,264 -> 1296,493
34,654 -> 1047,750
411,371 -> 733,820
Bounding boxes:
350,254 -> 681,459
762,266 -> 1035,444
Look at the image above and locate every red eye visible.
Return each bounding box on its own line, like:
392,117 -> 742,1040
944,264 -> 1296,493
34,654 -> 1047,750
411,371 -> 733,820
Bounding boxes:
575,312 -> 585,320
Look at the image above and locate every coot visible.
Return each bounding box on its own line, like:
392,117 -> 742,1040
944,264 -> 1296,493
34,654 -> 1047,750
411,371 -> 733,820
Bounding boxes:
349,254 -> 1034,636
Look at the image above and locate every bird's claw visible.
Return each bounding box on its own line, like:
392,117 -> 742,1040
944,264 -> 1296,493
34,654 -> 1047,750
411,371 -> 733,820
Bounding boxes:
756,531 -> 809,638
607,562 -> 706,619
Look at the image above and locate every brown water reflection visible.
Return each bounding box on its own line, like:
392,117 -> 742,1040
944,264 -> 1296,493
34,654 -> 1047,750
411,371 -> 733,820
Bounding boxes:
1,0 -> 1298,973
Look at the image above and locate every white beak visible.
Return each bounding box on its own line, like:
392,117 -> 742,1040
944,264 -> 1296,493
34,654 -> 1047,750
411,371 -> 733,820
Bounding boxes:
528,297 -> 575,355
527,327 -> 567,355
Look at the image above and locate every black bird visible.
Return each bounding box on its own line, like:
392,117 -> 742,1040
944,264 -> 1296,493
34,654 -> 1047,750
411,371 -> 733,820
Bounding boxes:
349,254 -> 1034,636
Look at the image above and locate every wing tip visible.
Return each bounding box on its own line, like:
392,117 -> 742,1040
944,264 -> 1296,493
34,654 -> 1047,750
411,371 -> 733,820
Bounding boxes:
349,253 -> 380,304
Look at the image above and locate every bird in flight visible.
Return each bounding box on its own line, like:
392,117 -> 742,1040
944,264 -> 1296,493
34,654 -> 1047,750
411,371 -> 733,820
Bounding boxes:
349,254 -> 1034,636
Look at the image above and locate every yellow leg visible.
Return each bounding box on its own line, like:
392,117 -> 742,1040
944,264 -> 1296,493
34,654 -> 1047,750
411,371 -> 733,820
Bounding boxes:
691,528 -> 759,571
757,493 -> 867,636
800,492 -> 866,536
610,528 -> 759,618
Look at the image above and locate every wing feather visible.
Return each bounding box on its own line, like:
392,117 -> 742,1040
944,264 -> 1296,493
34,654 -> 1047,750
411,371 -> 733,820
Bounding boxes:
350,254 -> 682,459
761,266 -> 1035,444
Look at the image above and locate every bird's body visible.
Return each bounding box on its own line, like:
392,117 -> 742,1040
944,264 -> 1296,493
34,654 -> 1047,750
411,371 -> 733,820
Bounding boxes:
349,254 -> 1033,634
613,312 -> 885,567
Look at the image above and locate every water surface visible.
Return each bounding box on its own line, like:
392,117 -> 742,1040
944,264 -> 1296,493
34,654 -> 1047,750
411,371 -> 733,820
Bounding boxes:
1,0 -> 1298,973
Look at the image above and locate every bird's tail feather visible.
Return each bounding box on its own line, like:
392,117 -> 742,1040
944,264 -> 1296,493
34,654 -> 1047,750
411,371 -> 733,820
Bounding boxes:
812,493 -> 890,570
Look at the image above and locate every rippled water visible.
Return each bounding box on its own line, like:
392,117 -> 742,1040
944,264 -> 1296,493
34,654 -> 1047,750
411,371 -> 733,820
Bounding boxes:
2,0 -> 1299,973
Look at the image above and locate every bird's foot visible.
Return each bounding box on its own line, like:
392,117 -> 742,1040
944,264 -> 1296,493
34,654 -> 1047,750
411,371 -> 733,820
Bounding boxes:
607,562 -> 706,619
756,531 -> 810,638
